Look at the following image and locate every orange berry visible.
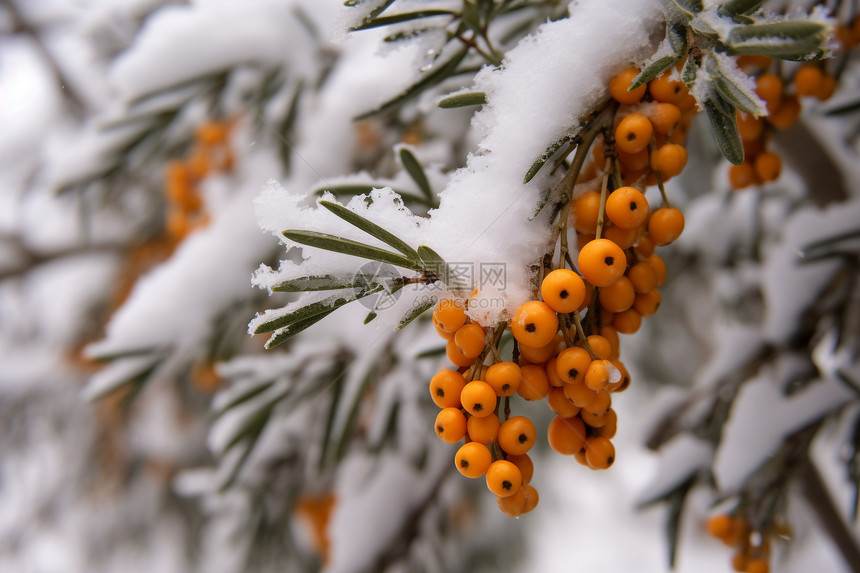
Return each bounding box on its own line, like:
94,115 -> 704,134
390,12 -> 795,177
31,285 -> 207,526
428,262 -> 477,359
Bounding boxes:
596,408 -> 618,438
584,436 -> 615,469
648,207 -> 685,246
755,73 -> 783,112
433,316 -> 455,340
507,454 -> 534,484
188,146 -> 210,179
612,308 -> 642,334
578,238 -> 627,287
598,325 -> 620,360
545,357 -> 566,388
485,362 -> 521,397
746,559 -> 769,573
617,147 -> 650,172
468,413 -> 500,444
728,162 -> 757,190
547,415 -> 586,455
573,449 -> 589,466
768,96 -> 800,129
563,382 -> 598,409
754,151 -> 781,182
736,112 -> 764,142
511,301 -> 559,348
541,269 -> 586,314
578,282 -> 595,312
461,381 -> 497,417
598,276 -> 635,313
454,323 -> 485,359
635,235 -> 655,258
166,210 -> 192,240
435,407 -> 467,443
583,388 -> 611,415
633,289 -> 662,317
496,487 -> 527,517
816,74 -> 837,101
646,254 -> 666,286
521,484 -> 539,513
571,191 -> 601,234
731,553 -> 749,573
556,346 -> 591,385
446,339 -> 476,367
498,416 -> 537,456
603,224 -> 640,250
738,55 -> 772,70
605,186 -> 649,230
518,337 -> 558,364
547,387 -> 581,418
455,442 -> 493,478
794,64 -> 824,97
649,102 -> 682,135
429,369 -> 467,409
434,300 -> 467,333
705,514 -> 734,542
627,260 -> 658,293
615,113 -> 654,154
584,359 -> 612,391
649,73 -> 686,104
651,143 -> 688,179
607,361 -> 630,392
517,364 -> 550,401
196,120 -> 229,146
586,335 -> 612,360
581,406 -> 610,428
486,460 -> 523,497
609,67 -> 647,104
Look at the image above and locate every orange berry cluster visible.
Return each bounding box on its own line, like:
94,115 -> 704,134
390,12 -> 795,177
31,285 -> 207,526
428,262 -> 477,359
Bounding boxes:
730,57 -> 837,190
162,119 -> 234,241
431,300 -> 540,517
706,513 -> 783,573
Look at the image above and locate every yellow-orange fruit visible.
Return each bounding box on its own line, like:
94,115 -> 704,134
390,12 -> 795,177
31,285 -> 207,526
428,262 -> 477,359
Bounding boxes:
609,67 -> 647,104
612,308 -> 642,334
596,408 -> 618,438
649,254 -> 667,286
517,364 -> 551,401
755,73 -> 783,112
435,408 -> 467,443
627,260 -> 658,294
498,416 -> 537,456
507,454 -> 534,485
454,442 -> 493,478
603,224 -> 640,250
584,436 -> 616,469
737,112 -> 764,142
446,339 -> 476,367
547,415 -> 586,455
633,289 -> 662,317
545,357 -> 566,388
454,323 -> 486,359
555,346 -> 591,385
468,413 -> 500,444
586,335 -> 612,360
649,102 -> 682,135
647,207 -> 685,246
547,386 -> 581,418
429,369 -> 467,409
794,64 -> 824,97
649,73 -> 686,104
541,269 -> 586,314
729,162 -> 757,190
521,484 -> 539,513
496,487 -> 527,517
563,382 -> 598,409
511,301 -> 559,348
615,113 -> 653,154
754,151 -> 782,182
518,336 -> 558,364
605,186 -> 649,230
582,389 -> 611,416
584,359 -> 613,391
461,381 -> 497,417
598,275 -> 635,313
651,143 -> 688,179
768,96 -> 800,129
571,191 -> 601,235
485,362 -> 522,397
486,460 -> 523,497
434,300 -> 467,333
578,238 -> 627,287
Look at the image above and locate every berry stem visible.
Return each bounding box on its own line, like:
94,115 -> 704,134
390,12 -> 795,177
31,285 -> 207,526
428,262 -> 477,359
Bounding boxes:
572,312 -> 599,359
595,156 -> 612,240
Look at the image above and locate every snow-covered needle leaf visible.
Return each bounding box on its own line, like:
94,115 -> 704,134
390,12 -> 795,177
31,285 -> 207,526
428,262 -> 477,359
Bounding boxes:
355,46 -> 470,119
254,291 -> 380,335
416,244 -> 445,269
214,381 -> 274,418
350,10 -> 456,31
437,91 -> 487,108
398,148 -> 434,203
718,0 -> 765,17
727,20 -> 830,61
396,298 -> 435,330
707,56 -> 767,116
271,273 -> 379,293
704,96 -> 744,165
264,309 -> 338,349
318,200 -> 422,261
667,0 -> 703,22
524,133 -> 578,184
629,55 -> 679,91
282,230 -> 424,271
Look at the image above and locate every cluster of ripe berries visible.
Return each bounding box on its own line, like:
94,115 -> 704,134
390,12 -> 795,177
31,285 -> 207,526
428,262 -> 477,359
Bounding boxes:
706,513 -> 782,573
729,56 -> 837,190
163,119 -> 234,241
427,64 -> 692,517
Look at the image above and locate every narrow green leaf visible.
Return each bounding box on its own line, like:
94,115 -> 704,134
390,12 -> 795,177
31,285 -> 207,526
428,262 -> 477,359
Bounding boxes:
318,376 -> 344,471
278,82 -> 303,172
666,0 -> 701,21
319,200 -> 422,261
271,273 -> 377,293
264,308 -> 339,349
719,0 -> 765,16
222,398 -> 279,453
417,244 -> 445,268
437,91 -> 487,108
667,23 -> 687,55
629,55 -> 679,91
398,148 -> 434,202
681,55 -> 698,86
524,133 -> 578,184
690,15 -> 719,38
704,96 -> 744,165
317,184 -> 434,207
397,298 -> 435,330
355,46 -> 470,119
665,477 -> 696,568
727,20 -> 830,61
824,98 -> 860,117
214,382 -> 275,418
282,230 -> 424,271
350,10 -> 456,31
363,311 -> 378,324
706,56 -> 766,116
254,290 -> 379,335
